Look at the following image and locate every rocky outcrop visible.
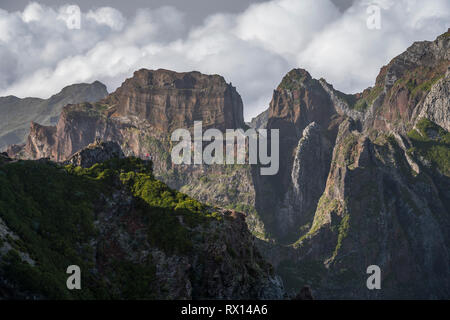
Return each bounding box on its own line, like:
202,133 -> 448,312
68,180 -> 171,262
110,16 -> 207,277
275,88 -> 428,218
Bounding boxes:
249,109 -> 268,129
275,122 -> 333,241
367,29 -> 449,133
104,69 -> 244,132
414,67 -> 450,131
64,140 -> 125,168
254,69 -> 342,242
267,69 -> 337,136
21,122 -> 56,159
0,81 -> 107,150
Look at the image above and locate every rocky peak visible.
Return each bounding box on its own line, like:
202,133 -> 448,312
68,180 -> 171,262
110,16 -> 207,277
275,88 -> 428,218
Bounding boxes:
0,81 -> 108,151
378,30 -> 449,92
276,68 -> 313,91
22,122 -> 56,159
267,68 -> 336,138
254,69 -> 341,242
256,31 -> 449,297
103,68 -> 245,132
48,81 -> 108,106
248,109 -> 268,129
121,68 -> 229,90
64,140 -> 125,168
348,29 -> 450,133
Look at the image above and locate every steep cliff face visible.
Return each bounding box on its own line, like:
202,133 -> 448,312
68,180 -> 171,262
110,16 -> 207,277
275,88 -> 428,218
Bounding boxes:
286,118 -> 450,299
260,30 -> 450,298
267,69 -> 338,136
105,69 -> 244,132
275,122 -> 333,241
254,69 -> 343,242
414,67 -> 450,132
0,81 -> 107,150
23,122 -> 56,159
0,144 -> 283,299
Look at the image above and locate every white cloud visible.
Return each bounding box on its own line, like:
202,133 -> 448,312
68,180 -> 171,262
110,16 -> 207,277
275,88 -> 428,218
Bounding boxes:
298,0 -> 450,94
86,7 -> 126,31
0,0 -> 449,120
235,0 -> 340,58
22,2 -> 46,22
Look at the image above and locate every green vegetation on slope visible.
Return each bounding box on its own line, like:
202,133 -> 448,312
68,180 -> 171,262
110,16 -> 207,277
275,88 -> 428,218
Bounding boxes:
407,118 -> 450,176
0,157 -> 218,299
391,64 -> 447,102
0,160 -> 103,299
355,85 -> 383,111
278,69 -> 311,91
337,85 -> 383,112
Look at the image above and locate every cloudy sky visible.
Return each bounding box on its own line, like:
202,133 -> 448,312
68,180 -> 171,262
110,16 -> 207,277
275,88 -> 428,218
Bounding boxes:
0,0 -> 448,120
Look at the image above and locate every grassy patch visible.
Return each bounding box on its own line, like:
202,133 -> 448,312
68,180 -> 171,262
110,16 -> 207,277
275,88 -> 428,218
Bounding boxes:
0,160 -> 104,299
278,69 -> 310,91
409,75 -> 444,97
293,195 -> 340,247
407,118 -> 450,176
338,85 -> 383,112
331,213 -> 350,261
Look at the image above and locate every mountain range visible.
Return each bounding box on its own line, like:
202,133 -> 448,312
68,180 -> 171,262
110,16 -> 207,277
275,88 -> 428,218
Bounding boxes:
1,29 -> 449,299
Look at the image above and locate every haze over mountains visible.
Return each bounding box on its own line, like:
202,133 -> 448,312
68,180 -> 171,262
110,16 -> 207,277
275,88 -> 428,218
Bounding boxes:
0,30 -> 449,299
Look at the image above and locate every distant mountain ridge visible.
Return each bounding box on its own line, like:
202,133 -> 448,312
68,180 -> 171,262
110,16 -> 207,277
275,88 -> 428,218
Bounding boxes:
0,81 -> 108,150
248,109 -> 268,129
